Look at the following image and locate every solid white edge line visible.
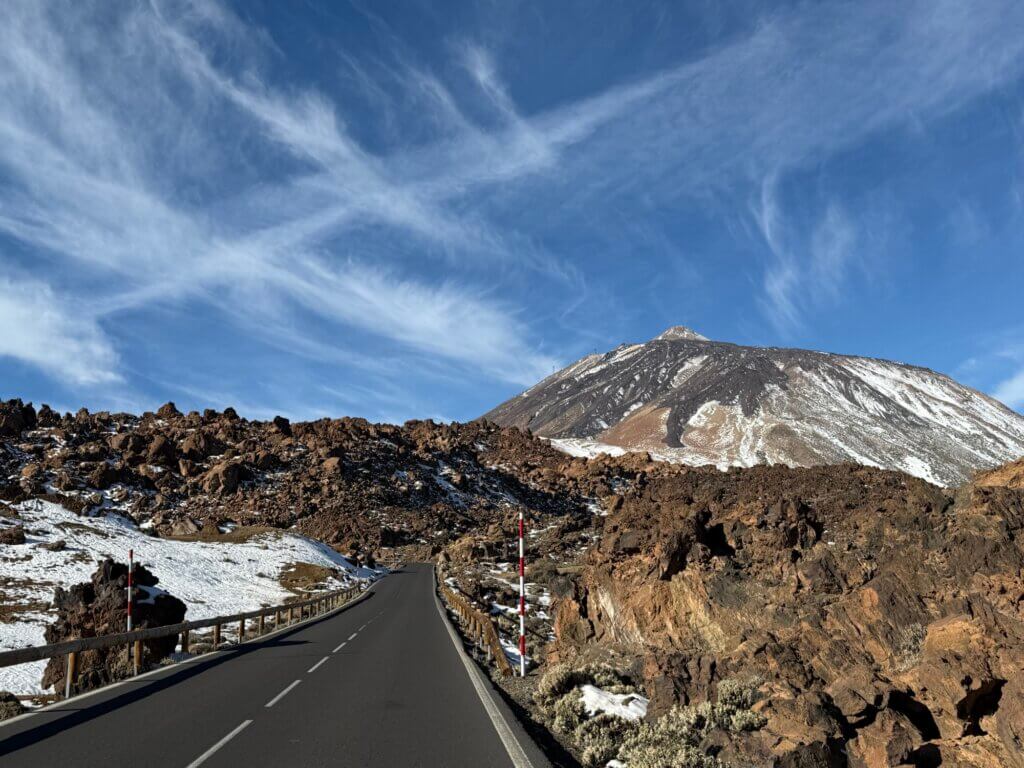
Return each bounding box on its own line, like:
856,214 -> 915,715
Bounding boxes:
333,641 -> 347,653
185,719 -> 253,768
308,656 -> 329,674
264,679 -> 301,708
0,583 -> 380,731
432,568 -> 537,768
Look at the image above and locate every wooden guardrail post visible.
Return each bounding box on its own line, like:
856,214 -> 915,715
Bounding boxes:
258,614 -> 265,635
181,629 -> 189,654
239,617 -> 246,642
64,651 -> 78,699
133,639 -> 142,674
213,623 -> 222,647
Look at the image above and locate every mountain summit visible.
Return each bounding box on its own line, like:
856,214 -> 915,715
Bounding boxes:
484,328 -> 1024,486
653,325 -> 709,342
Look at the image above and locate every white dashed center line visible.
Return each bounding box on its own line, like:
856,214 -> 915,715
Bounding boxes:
333,641 -> 347,653
265,680 -> 301,708
186,720 -> 252,768
308,656 -> 329,674
348,632 -> 357,641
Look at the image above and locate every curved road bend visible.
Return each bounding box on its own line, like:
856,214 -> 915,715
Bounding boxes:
0,563 -> 517,768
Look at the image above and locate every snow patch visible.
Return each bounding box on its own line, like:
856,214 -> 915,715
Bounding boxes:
579,684 -> 649,721
0,500 -> 378,695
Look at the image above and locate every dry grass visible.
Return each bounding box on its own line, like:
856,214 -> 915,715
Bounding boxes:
162,524 -> 279,544
279,562 -> 339,595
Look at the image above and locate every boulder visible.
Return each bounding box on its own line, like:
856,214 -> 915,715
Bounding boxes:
0,691 -> 26,721
156,402 -> 180,420
170,517 -> 199,536
41,559 -> 186,695
0,525 -> 26,545
202,460 -> 248,495
0,399 -> 36,437
146,435 -> 177,466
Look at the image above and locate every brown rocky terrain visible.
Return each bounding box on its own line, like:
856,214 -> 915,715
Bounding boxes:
0,398 -> 614,564
550,462 -> 1024,767
7,396 -> 1024,766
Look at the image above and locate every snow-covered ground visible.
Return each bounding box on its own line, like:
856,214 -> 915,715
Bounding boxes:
0,500 -> 377,695
579,684 -> 649,721
547,438 -> 627,459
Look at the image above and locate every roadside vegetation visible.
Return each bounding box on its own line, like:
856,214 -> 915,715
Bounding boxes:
534,661 -> 766,768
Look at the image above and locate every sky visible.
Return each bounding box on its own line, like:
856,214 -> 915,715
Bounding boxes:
1,0 -> 1024,424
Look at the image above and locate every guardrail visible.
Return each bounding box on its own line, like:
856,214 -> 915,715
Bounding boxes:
439,582 -> 515,677
0,584 -> 365,699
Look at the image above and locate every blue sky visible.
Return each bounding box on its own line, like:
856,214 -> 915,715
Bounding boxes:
1,0 -> 1024,423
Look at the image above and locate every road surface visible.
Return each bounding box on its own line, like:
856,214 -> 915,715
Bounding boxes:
0,563 -> 525,767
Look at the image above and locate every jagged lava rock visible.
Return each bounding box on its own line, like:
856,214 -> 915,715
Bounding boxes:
42,559 -> 186,695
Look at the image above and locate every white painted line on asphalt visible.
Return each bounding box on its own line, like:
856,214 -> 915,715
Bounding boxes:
359,623 -> 367,631
333,641 -> 347,653
186,719 -> 253,768
308,656 -> 329,673
348,632 -> 357,641
265,680 -> 301,708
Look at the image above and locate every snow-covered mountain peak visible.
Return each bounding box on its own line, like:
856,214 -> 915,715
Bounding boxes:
484,333 -> 1024,487
654,325 -> 709,342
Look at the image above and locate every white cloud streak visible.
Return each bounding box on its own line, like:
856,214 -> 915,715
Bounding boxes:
0,278 -> 119,385
1,0 -> 1023,408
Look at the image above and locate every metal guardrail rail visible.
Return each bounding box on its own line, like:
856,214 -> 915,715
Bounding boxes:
0,584 -> 365,698
439,582 -> 515,677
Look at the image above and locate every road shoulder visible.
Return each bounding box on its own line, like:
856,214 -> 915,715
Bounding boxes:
432,567 -> 552,768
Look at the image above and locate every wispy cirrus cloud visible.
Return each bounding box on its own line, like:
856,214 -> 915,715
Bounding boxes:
0,278 -> 119,385
2,0 -> 1023,417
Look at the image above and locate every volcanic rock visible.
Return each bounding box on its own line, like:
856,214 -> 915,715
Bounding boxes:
0,691 -> 26,721
0,525 -> 27,545
202,460 -> 247,495
549,461 -> 1024,765
0,400 -> 35,438
42,559 -> 186,695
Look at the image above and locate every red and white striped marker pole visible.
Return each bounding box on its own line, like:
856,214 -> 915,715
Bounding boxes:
518,509 -> 526,677
127,549 -> 136,674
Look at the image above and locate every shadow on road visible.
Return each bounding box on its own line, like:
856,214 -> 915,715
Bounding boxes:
0,591 -> 375,757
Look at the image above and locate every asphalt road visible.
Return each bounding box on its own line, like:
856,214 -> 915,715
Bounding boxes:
0,563 -> 519,767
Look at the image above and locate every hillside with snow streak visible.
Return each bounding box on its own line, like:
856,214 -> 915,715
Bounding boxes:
485,326 -> 1024,486
0,500 -> 378,695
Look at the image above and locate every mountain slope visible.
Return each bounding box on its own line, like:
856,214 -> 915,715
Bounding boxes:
484,326 -> 1024,486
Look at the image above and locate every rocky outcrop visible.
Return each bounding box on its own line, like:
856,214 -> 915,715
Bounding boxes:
42,559 -> 186,695
551,462 -> 1024,767
0,691 -> 26,721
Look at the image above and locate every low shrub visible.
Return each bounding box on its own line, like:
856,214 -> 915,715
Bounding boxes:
616,676 -> 767,768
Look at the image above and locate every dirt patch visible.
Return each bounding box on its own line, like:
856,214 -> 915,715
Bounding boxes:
279,562 -> 339,595
598,405 -> 669,450
56,521 -> 112,538
163,525 -> 280,544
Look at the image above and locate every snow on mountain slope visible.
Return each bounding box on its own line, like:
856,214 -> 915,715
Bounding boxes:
0,500 -> 377,695
484,327 -> 1024,487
